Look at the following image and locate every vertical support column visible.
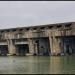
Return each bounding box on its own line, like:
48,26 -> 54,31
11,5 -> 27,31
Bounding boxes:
34,43 -> 38,55
52,37 -> 61,55
49,36 -> 53,55
53,29 -> 61,55
7,39 -> 16,55
48,30 -> 53,55
49,30 -> 61,55
28,38 -> 35,55
49,36 -> 61,55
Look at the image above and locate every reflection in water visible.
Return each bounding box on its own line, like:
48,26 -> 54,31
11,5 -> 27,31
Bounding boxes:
25,56 -> 51,74
50,56 -> 63,74
0,56 -> 75,74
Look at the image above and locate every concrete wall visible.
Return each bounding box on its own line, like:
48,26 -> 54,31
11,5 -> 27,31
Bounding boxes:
0,22 -> 74,56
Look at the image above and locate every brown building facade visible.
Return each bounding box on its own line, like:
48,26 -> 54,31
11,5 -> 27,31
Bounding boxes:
0,22 -> 75,56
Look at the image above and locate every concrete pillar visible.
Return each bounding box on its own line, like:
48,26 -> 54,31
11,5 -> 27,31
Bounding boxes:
52,37 -> 61,55
48,30 -> 53,55
49,30 -> 61,55
49,36 -> 53,55
34,43 -> 38,55
28,39 -> 35,55
7,39 -> 16,55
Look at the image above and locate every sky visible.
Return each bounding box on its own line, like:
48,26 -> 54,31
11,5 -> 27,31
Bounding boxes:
0,1 -> 75,29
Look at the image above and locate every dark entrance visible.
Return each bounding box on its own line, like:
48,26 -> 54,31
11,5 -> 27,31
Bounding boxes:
58,36 -> 75,55
66,45 -> 70,55
16,44 -> 29,56
0,45 -> 8,56
34,37 -> 50,56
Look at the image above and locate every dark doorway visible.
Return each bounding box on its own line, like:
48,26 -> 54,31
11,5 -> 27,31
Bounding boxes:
34,37 -> 50,56
66,45 -> 70,55
16,44 -> 29,56
0,45 -> 8,56
58,36 -> 75,55
35,40 -> 40,54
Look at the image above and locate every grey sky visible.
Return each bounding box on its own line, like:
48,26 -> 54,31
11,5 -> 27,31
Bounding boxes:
0,1 -> 75,29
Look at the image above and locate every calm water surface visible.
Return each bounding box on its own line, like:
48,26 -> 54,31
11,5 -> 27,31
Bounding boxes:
0,56 -> 75,74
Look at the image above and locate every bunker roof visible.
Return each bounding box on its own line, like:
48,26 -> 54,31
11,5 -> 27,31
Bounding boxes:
0,21 -> 74,31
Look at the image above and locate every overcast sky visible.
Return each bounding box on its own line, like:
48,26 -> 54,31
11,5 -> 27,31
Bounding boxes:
0,1 -> 75,29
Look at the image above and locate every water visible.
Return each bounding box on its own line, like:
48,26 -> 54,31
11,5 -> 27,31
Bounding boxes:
0,56 -> 75,74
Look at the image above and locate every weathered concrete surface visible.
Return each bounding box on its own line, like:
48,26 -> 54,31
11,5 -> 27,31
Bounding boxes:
0,22 -> 74,56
